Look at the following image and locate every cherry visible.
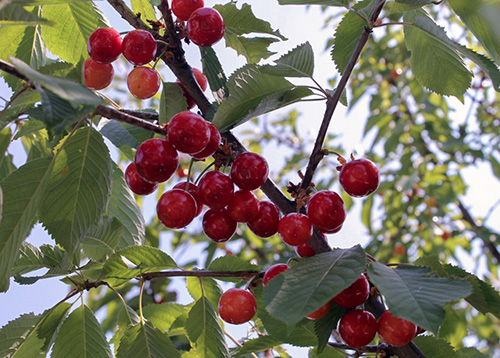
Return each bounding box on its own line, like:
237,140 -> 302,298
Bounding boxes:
134,138 -> 179,184
262,263 -> 289,287
247,201 -> 280,238
377,311 -> 417,347
202,207 -> 237,242
278,212 -> 313,246
306,300 -> 332,320
227,190 -> 260,223
230,152 -> 269,191
306,190 -> 346,232
197,170 -> 234,209
173,181 -> 204,217
331,274 -> 370,309
87,27 -> 122,64
157,189 -> 198,229
125,162 -> 158,195
122,29 -> 157,66
171,0 -> 204,21
321,224 -> 343,235
176,68 -> 208,109
191,122 -> 221,160
127,66 -> 161,99
218,288 -> 257,325
295,241 -> 317,258
167,111 -> 210,154
338,309 -> 377,348
338,158 -> 380,197
186,7 -> 225,47
83,58 -> 114,90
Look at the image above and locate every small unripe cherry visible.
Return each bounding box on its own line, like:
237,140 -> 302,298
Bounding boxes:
83,58 -> 114,90
87,27 -> 122,64
127,66 -> 161,99
218,288 -> 257,325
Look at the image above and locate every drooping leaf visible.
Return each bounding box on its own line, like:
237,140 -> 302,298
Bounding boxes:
403,9 -> 472,97
207,255 -> 261,282
39,127 -> 113,256
41,1 -> 108,65
447,0 -> 500,64
11,241 -> 64,276
0,157 -> 53,292
100,246 -> 178,286
200,46 -> 228,103
186,276 -> 222,309
106,165 -> 146,248
367,262 -> 472,333
159,82 -> 188,124
0,3 -> 52,25
51,305 -> 112,358
131,0 -> 157,26
278,0 -> 348,6
452,44 -> 500,91
117,322 -> 181,358
142,302 -> 188,332
185,297 -> 231,358
261,42 -> 315,78
212,64 -> 313,132
263,245 -> 367,331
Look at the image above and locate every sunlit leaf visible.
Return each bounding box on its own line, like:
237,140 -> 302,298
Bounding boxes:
278,0 -> 348,6
0,3 -> 52,25
142,302 -> 188,332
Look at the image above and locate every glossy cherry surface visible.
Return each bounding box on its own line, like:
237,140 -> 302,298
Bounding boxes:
339,158 -> 380,197
167,111 -> 210,154
278,212 -> 313,246
127,66 -> 161,99
171,0 -> 204,21
306,300 -> 332,320
173,181 -> 204,217
202,207 -> 237,242
230,152 -> 269,191
262,263 -> 289,287
187,7 -> 225,47
83,58 -> 114,90
295,241 -> 317,258
218,288 -> 257,325
122,29 -> 157,65
156,189 -> 197,229
87,27 -> 122,64
134,138 -> 179,184
331,274 -> 370,309
197,170 -> 234,209
125,162 -> 158,195
306,190 -> 346,232
377,311 -> 417,347
227,190 -> 260,223
247,201 -> 280,238
191,122 -> 221,160
338,309 -> 377,348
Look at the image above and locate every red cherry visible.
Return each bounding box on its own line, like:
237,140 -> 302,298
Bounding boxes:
377,311 -> 417,347
295,241 -> 317,258
127,66 -> 161,99
197,170 -> 234,209
202,207 -> 237,242
122,29 -> 157,65
338,309 -> 377,348
87,27 -> 122,64
247,201 -> 280,238
262,263 -> 289,287
278,212 -> 313,246
157,189 -> 197,229
230,152 -> 269,191
176,68 -> 208,109
173,181 -> 204,217
187,7 -> 225,47
218,288 -> 256,324
83,58 -> 114,90
331,274 -> 370,309
167,111 -> 210,154
134,138 -> 179,184
306,190 -> 346,232
171,0 -> 204,21
227,190 -> 260,223
125,162 -> 158,195
339,158 -> 380,197
306,300 -> 332,320
191,122 -> 221,160
321,224 -> 343,234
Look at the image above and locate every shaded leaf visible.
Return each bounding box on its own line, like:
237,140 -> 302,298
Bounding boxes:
11,241 -> 64,276
390,0 -> 434,13
261,42 -> 314,78
186,276 -> 222,309
142,303 -> 188,332
224,35 -> 278,64
278,0 -> 348,6
453,44 -> 500,91
0,3 -> 52,25
159,82 -> 188,124
200,47 -> 228,103
82,215 -> 123,260
234,335 -> 283,357
412,335 -> 458,358
98,118 -> 154,151
207,255 -> 261,282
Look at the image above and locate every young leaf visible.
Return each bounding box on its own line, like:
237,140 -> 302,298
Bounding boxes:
185,297 -> 231,358
367,262 -> 472,333
447,0 -> 500,64
142,302 -> 188,332
212,64 -> 313,132
260,42 -> 315,78
263,245 -> 367,331
278,0 -> 349,6
51,305 -> 112,358
186,276 -> 222,309
39,127 -> 113,256
117,322 -> 181,358
100,246 -> 178,286
41,1 -> 108,65
403,9 -> 473,98
0,157 -> 53,292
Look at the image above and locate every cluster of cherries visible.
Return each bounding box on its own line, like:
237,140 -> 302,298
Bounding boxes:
219,272 -> 418,349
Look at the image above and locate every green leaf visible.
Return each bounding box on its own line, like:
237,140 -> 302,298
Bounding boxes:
11,241 -> 64,276
0,3 -> 52,25
107,165 -> 146,248
0,90 -> 41,126
82,215 -> 123,260
142,302 -> 188,332
453,44 -> 500,91
263,245 -> 367,331
51,305 -> 112,358
98,118 -> 154,151
100,246 -> 177,286
39,127 -> 113,256
457,347 -> 489,358
185,297 -> 230,358
10,0 -> 87,4
234,335 -> 283,357
489,155 -> 500,181
412,335 -> 459,358
159,82 -> 189,124
10,57 -> 102,107
308,345 -> 346,358
207,255 -> 262,282
200,47 -> 228,103
403,9 -> 472,97
390,0 -> 434,13
261,42 -> 314,78
224,35 -> 279,64
448,0 -> 500,64
212,64 -> 313,132
131,0 -> 157,26
117,322 -> 181,358
278,0 -> 348,6
41,1 -> 108,65
367,262 -> 472,333
0,157 -> 53,292
186,276 -> 222,309
313,304 -> 345,353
